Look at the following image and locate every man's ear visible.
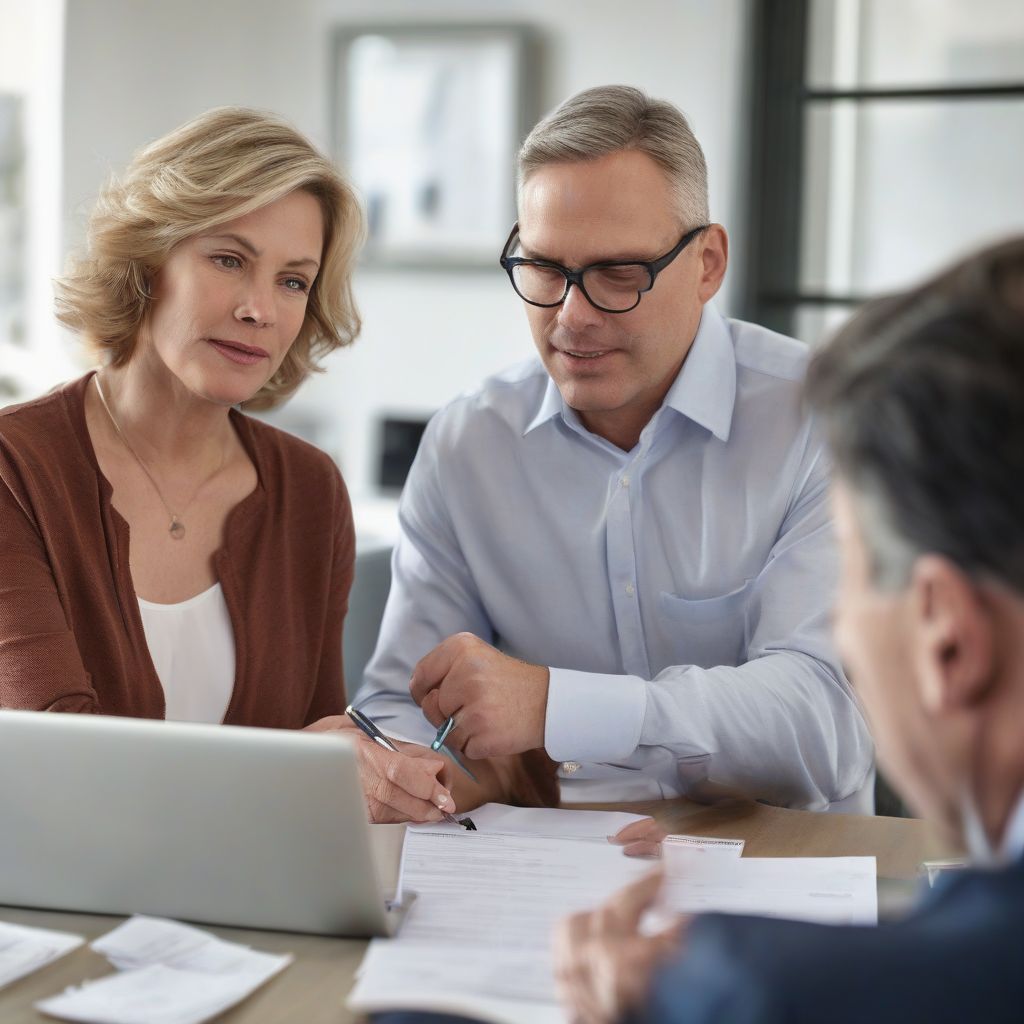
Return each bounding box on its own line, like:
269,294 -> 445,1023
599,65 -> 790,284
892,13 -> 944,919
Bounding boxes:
696,225 -> 728,303
910,555 -> 994,715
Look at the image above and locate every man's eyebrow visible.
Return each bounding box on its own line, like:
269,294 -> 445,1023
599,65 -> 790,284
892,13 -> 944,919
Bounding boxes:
519,242 -> 658,264
205,233 -> 320,271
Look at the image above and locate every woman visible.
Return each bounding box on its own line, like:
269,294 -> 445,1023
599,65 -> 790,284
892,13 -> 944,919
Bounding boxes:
0,107 -> 464,823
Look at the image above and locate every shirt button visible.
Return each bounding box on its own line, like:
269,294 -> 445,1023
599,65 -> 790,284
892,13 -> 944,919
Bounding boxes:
621,475 -> 630,487
625,582 -> 635,596
561,761 -> 581,775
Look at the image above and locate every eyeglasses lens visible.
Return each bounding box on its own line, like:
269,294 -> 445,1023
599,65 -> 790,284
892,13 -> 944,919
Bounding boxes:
511,263 -> 650,312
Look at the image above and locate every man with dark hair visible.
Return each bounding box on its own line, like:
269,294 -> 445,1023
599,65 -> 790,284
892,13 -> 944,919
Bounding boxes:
554,237 -> 1024,1023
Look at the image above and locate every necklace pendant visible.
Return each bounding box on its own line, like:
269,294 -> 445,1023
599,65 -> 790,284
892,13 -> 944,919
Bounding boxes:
169,517 -> 186,540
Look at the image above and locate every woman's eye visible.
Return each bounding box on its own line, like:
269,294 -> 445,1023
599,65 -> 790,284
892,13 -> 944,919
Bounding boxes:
212,254 -> 242,270
282,277 -> 309,293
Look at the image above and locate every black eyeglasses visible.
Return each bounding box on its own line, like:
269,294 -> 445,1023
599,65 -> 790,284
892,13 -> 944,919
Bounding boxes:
499,224 -> 708,314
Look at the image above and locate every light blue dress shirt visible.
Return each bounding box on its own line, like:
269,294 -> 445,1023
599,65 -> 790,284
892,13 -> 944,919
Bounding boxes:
356,306 -> 874,810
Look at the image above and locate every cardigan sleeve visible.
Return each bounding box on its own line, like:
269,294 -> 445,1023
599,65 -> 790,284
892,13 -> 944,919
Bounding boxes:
302,467 -> 355,726
0,446 -> 102,713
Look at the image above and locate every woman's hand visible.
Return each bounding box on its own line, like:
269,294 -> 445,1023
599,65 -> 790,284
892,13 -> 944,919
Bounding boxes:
304,716 -> 456,824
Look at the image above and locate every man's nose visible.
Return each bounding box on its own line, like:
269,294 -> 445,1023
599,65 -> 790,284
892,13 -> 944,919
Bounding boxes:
556,281 -> 604,330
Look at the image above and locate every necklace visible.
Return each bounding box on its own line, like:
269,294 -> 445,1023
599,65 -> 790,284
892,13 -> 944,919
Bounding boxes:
93,374 -> 226,541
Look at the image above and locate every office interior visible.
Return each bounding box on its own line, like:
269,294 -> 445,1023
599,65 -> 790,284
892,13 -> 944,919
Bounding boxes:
2,0 -> 1023,755
1,2 -> 1024,1019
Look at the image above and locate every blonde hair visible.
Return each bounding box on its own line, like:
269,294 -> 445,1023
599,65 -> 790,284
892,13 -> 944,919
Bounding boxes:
517,85 -> 709,228
56,107 -> 364,410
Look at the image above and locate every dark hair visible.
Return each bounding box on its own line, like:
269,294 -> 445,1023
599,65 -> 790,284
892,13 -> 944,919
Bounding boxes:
805,236 -> 1024,592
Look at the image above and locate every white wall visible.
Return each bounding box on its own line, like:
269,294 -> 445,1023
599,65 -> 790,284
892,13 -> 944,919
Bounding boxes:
61,0 -> 752,499
0,0 -> 66,395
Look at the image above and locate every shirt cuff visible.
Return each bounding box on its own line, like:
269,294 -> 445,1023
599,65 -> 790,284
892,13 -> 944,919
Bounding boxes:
544,668 -> 647,763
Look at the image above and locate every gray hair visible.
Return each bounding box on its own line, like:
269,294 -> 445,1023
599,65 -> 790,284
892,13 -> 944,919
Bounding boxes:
806,237 -> 1024,593
516,85 -> 710,228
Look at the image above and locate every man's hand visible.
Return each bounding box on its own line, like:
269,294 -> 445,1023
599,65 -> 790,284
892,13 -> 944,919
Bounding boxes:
608,818 -> 668,858
304,716 -> 456,824
409,633 -> 550,759
554,871 -> 687,1024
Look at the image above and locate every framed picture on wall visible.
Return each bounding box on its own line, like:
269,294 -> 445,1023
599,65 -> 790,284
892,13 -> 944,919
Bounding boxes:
333,24 -> 538,268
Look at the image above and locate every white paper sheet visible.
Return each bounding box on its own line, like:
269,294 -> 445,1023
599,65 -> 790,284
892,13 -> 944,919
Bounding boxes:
352,941 -> 567,1024
35,916 -> 291,1024
663,833 -> 745,856
0,921 -> 83,990
409,802 -> 650,841
396,829 -> 652,950
89,916 -> 282,977
662,850 -> 878,925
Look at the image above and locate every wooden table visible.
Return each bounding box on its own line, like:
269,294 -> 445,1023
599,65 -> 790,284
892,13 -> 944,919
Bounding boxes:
0,799 -> 949,1023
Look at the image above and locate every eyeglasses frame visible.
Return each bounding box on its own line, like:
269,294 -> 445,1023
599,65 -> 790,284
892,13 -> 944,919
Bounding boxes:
499,223 -> 709,314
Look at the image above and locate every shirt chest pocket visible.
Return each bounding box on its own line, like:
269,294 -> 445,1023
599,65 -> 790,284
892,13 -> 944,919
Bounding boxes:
655,578 -> 754,670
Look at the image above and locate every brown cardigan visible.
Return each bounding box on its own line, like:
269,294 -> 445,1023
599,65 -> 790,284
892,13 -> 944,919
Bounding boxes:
0,373 -> 354,727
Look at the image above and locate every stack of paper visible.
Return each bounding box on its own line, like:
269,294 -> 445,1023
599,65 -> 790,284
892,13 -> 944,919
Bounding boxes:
349,805 -> 878,1024
0,921 -> 83,990
35,916 -> 291,1024
352,827 -> 647,1023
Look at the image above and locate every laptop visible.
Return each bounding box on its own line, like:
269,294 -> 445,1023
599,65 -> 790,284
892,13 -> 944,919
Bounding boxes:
0,710 -> 406,936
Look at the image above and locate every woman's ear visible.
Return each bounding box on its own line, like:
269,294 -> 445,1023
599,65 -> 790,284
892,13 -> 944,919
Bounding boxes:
910,555 -> 995,715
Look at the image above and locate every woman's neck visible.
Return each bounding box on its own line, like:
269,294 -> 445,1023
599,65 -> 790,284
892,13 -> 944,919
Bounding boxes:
96,355 -> 236,471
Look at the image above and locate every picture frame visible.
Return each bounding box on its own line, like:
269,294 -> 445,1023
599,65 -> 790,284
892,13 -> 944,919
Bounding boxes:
333,24 -> 538,269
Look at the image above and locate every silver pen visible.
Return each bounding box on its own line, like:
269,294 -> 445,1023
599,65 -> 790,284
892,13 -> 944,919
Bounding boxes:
345,705 -> 476,830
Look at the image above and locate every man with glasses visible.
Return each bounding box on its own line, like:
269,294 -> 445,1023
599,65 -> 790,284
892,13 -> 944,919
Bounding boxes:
356,85 -> 872,814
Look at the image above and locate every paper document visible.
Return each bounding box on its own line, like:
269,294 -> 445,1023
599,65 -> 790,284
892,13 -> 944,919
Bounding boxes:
350,828 -> 651,1022
350,819 -> 878,1024
396,828 -> 652,951
410,801 -> 649,841
664,833 -> 745,856
354,940 -> 566,1024
0,921 -> 83,990
35,916 -> 291,1024
662,849 -> 878,926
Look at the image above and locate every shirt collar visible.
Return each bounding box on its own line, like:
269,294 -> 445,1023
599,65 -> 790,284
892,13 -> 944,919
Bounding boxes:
963,785 -> 1024,867
523,374 -> 566,436
662,304 -> 737,442
1001,788 -> 1024,863
523,304 -> 737,442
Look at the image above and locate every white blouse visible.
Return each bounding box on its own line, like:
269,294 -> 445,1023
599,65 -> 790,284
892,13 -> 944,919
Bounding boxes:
138,582 -> 236,724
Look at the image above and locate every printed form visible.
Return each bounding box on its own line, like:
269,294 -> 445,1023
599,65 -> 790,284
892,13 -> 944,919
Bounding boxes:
349,806 -> 877,1024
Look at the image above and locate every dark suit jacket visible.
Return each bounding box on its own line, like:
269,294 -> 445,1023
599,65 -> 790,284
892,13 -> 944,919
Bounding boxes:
636,856 -> 1024,1023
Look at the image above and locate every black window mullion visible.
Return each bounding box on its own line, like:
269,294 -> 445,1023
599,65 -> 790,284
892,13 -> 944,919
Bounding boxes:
804,83 -> 1024,103
742,0 -> 809,338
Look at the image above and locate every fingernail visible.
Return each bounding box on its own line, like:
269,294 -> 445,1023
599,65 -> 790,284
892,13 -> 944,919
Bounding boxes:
437,793 -> 456,812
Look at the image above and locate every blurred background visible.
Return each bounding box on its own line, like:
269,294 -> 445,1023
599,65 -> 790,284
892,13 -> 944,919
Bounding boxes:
2,0 -> 1023,545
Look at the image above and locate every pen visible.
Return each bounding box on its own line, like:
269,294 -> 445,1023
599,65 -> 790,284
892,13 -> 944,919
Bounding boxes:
430,715 -> 479,783
345,705 -> 476,830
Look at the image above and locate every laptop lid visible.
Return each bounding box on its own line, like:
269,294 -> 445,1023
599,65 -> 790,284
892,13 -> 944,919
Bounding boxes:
0,710 -> 397,937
